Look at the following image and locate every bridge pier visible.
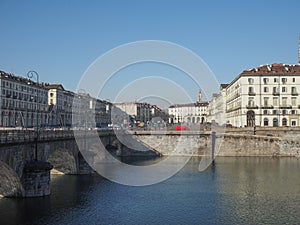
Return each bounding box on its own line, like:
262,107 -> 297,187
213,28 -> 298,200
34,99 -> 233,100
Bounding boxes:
78,152 -> 95,174
22,161 -> 53,197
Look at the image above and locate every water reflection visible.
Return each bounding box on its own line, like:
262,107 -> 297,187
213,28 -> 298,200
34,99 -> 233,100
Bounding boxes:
0,157 -> 299,225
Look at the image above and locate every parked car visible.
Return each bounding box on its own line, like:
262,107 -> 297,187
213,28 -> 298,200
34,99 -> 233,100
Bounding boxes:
176,125 -> 190,131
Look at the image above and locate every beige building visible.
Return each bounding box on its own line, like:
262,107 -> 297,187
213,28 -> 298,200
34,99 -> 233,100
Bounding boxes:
45,84 -> 74,127
114,102 -> 152,124
225,63 -> 300,127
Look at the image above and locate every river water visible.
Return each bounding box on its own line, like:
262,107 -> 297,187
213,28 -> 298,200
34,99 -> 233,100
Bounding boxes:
0,157 -> 299,225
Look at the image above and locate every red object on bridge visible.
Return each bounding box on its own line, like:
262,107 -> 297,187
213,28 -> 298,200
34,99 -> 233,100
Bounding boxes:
176,125 -> 190,131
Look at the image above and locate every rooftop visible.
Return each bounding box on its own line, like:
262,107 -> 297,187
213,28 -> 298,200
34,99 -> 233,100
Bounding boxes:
241,63 -> 300,75
169,102 -> 209,108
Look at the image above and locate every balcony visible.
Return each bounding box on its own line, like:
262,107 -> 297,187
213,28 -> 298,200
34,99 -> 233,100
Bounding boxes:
261,105 -> 274,109
248,92 -> 256,96
291,92 -> 298,96
226,105 -> 241,113
279,105 -> 292,109
246,105 -> 258,109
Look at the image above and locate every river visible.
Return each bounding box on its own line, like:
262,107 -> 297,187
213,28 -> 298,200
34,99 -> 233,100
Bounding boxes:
0,157 -> 299,225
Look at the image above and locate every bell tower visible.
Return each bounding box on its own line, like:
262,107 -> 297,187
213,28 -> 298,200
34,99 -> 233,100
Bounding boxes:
198,90 -> 202,103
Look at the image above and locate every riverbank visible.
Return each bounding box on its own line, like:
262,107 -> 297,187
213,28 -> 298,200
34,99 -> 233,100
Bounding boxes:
132,130 -> 300,157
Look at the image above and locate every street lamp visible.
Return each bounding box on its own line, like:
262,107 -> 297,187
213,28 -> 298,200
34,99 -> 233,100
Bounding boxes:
27,70 -> 39,161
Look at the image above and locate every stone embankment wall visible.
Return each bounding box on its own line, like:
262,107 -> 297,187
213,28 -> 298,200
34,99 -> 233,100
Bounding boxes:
134,132 -> 300,157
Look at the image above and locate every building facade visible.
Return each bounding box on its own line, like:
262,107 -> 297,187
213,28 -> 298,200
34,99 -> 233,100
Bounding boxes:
45,84 -> 74,127
208,84 -> 228,125
0,70 -> 112,129
114,102 -> 152,124
0,71 -> 49,128
226,64 -> 300,127
168,102 -> 209,124
168,91 -> 209,124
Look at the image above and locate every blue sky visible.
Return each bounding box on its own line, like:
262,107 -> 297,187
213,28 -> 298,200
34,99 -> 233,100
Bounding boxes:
0,0 -> 299,105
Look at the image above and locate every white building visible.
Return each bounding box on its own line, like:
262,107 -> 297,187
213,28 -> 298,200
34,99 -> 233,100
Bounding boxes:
168,102 -> 209,124
0,70 -> 112,129
225,63 -> 300,127
208,84 -> 228,125
168,92 -> 209,124
0,71 -> 48,128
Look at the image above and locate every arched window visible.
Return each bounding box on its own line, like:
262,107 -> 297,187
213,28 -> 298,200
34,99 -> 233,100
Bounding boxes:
263,118 -> 269,126
273,118 -> 278,127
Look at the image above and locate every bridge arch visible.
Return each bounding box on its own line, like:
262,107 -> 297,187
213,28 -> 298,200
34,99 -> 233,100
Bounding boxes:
0,161 -> 24,197
47,148 -> 78,174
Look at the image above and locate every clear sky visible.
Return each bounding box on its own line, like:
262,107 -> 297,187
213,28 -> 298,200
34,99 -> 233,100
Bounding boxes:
1,0 -> 299,106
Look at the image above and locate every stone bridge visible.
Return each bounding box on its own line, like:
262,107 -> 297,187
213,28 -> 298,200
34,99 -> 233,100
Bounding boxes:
1,129 -> 300,198
0,130 -> 159,198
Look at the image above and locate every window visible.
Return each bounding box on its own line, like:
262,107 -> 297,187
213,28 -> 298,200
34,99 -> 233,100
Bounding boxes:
248,86 -> 254,94
263,78 -> 269,84
264,118 -> 269,126
292,121 -> 297,126
291,87 -> 297,94
282,87 -> 287,92
293,78 -> 296,83
264,87 -> 269,93
282,118 -> 287,126
273,87 -> 279,94
273,97 -> 278,106
248,78 -> 254,84
282,97 -> 287,106
282,110 -> 287,115
292,97 -> 297,106
274,78 -> 278,83
248,97 -> 254,106
263,110 -> 268,115
273,110 -> 277,115
282,78 -> 287,83
263,97 -> 269,106
291,110 -> 296,115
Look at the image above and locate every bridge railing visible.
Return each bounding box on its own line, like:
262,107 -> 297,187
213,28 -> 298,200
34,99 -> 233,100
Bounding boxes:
0,129 -> 114,144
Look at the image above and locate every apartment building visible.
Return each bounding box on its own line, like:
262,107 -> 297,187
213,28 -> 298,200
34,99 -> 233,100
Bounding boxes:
226,63 -> 300,127
0,71 -> 48,127
0,70 -> 112,129
208,84 -> 228,125
114,102 -> 152,124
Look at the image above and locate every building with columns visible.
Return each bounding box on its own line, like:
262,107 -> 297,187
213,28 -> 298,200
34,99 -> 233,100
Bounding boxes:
168,91 -> 209,124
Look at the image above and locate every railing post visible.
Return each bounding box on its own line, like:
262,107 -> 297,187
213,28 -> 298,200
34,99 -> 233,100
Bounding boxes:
212,131 -> 216,164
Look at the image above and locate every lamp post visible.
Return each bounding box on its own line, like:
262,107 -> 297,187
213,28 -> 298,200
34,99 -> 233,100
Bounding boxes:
27,70 -> 39,161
